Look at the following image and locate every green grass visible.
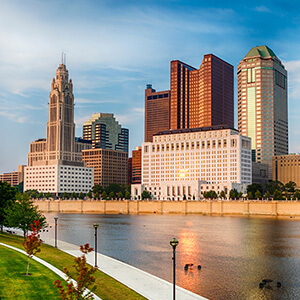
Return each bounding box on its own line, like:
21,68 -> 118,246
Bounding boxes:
0,245 -> 64,299
0,233 -> 146,300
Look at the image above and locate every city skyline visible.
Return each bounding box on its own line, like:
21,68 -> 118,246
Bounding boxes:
1,0 -> 300,173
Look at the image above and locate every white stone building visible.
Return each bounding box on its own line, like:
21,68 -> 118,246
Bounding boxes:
131,126 -> 252,200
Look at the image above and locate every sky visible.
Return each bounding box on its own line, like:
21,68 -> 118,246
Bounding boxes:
1,0 -> 300,173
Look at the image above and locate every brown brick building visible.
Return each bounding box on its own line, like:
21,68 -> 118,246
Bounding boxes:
132,147 -> 142,184
82,149 -> 128,187
170,54 -> 234,130
144,84 -> 170,142
0,165 -> 25,187
273,155 -> 300,187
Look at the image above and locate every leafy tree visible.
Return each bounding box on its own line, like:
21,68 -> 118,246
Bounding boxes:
87,191 -> 93,199
4,192 -> 46,238
247,191 -> 253,200
37,192 -> 44,199
141,190 -> 151,200
229,189 -> 238,199
273,189 -> 283,200
0,181 -> 18,233
23,220 -> 42,275
71,192 -> 77,199
247,183 -> 263,195
285,181 -> 296,193
24,189 -> 39,199
237,192 -> 243,199
210,191 -> 218,199
94,192 -> 100,199
101,191 -> 107,199
255,190 -> 262,199
283,191 -> 291,200
117,192 -> 123,199
61,192 -> 70,200
265,181 -> 284,194
294,189 -> 300,200
219,191 -> 226,199
45,192 -> 52,199
264,190 -> 271,200
54,244 -> 97,300
78,192 -> 85,200
92,185 -> 103,195
125,191 -> 131,199
109,191 -> 115,199
105,184 -> 121,195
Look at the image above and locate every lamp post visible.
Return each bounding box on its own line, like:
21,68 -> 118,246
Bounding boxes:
93,223 -> 99,267
54,216 -> 58,248
170,238 -> 179,300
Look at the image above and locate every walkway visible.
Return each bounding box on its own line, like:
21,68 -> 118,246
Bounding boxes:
40,235 -> 208,300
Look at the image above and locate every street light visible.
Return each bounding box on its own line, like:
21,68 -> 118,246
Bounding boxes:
93,223 -> 99,267
170,238 -> 179,300
54,216 -> 58,248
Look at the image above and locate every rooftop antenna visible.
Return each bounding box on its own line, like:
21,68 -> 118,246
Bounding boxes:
64,53 -> 66,66
61,52 -> 66,65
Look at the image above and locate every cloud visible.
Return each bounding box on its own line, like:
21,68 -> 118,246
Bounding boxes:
75,98 -> 121,104
254,6 -> 271,13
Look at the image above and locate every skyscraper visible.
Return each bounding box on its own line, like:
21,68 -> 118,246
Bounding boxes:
237,45 -> 288,176
144,84 -> 170,142
24,62 -> 94,195
170,54 -> 234,130
83,113 -> 129,152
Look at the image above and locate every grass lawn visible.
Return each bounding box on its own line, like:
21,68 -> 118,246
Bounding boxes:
0,233 -> 146,300
0,245 -> 64,299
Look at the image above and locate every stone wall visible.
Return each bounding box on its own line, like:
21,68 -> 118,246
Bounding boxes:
33,199 -> 300,216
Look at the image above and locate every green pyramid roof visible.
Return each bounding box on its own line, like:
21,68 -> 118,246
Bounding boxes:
245,45 -> 277,59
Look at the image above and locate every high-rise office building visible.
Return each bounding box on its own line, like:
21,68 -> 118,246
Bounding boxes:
24,62 -> 94,195
83,113 -> 129,152
170,54 -> 234,130
144,84 -> 170,142
237,45 -> 288,177
132,147 -> 142,184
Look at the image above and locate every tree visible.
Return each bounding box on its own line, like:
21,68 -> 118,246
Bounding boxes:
219,191 -> 226,199
87,191 -> 93,199
294,189 -> 300,200
247,183 -> 263,195
24,189 -> 39,199
61,192 -> 70,200
265,181 -> 284,194
255,190 -> 262,199
105,184 -> 121,196
71,192 -> 77,199
54,244 -> 97,300
273,189 -> 283,200
247,192 -> 253,200
285,181 -> 296,193
125,191 -> 131,199
0,181 -> 18,233
141,190 -> 151,200
109,192 -> 115,199
237,192 -> 243,199
101,191 -> 107,200
45,192 -> 52,199
117,192 -> 123,199
210,191 -> 218,199
4,192 -> 46,238
229,189 -> 238,199
92,185 -> 103,195
265,190 -> 271,200
37,192 -> 44,199
23,220 -> 42,275
79,192 -> 85,200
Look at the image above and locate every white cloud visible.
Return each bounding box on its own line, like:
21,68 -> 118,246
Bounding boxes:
254,6 -> 271,13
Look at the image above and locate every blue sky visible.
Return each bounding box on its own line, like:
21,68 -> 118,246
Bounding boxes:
1,0 -> 300,173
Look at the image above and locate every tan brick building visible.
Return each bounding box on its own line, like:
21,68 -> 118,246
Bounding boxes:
0,165 -> 25,186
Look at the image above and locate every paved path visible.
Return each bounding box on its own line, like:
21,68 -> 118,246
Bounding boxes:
40,235 -> 208,300
0,242 -> 101,300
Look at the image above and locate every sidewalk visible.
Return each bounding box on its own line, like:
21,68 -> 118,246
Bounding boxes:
40,235 -> 208,300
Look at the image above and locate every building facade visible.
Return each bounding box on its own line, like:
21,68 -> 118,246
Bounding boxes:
83,113 -> 129,152
132,147 -> 142,184
273,154 -> 300,187
170,54 -> 234,130
237,45 -> 288,178
82,148 -> 128,187
144,84 -> 170,142
24,62 -> 93,195
132,126 -> 252,200
0,165 -> 25,187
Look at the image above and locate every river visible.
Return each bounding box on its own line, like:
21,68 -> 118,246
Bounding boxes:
42,213 -> 300,300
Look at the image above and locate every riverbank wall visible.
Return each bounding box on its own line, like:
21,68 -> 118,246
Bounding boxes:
33,199 -> 300,216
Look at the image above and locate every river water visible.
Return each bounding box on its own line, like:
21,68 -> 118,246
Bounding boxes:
43,213 -> 300,300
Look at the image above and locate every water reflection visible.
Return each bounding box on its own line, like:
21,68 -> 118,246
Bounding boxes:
42,213 -> 300,300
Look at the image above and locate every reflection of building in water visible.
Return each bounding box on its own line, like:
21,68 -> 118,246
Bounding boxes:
131,126 -> 252,200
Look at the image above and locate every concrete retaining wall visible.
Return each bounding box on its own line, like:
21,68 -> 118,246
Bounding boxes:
33,199 -> 300,216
